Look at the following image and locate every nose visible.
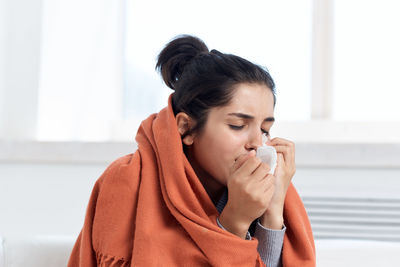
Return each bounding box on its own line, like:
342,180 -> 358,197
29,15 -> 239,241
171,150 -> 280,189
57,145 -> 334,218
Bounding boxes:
245,129 -> 264,151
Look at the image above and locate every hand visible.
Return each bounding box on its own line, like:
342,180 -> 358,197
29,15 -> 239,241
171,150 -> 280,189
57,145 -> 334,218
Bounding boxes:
260,137 -> 296,229
219,150 -> 275,239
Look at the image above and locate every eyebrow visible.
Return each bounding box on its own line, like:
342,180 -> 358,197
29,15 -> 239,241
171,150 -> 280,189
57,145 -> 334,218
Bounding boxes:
227,112 -> 275,122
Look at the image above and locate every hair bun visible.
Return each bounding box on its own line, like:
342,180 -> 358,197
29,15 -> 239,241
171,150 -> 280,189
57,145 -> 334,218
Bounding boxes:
156,35 -> 209,89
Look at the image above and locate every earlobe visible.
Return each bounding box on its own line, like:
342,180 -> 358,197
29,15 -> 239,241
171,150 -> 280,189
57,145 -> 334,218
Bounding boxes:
183,135 -> 194,145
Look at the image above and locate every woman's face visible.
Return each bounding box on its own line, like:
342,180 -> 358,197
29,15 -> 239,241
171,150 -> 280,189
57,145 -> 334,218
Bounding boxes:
188,83 -> 275,188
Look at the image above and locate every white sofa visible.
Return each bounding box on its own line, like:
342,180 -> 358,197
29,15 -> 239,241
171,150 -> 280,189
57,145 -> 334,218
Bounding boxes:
1,235 -> 400,267
316,239 -> 400,267
0,235 -> 75,267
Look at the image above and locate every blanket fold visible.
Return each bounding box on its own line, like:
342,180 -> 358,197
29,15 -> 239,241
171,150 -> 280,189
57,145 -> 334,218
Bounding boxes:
68,95 -> 315,267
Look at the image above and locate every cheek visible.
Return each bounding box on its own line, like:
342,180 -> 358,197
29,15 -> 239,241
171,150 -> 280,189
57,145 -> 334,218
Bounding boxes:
212,133 -> 242,161
198,130 -> 245,171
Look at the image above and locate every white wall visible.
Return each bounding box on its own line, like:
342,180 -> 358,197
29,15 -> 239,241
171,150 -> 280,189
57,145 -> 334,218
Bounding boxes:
0,142 -> 136,237
295,167 -> 400,199
0,0 -> 43,140
0,162 -> 104,237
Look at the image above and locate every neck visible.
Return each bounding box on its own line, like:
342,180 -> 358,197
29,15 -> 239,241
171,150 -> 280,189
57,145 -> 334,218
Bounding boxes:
184,147 -> 225,205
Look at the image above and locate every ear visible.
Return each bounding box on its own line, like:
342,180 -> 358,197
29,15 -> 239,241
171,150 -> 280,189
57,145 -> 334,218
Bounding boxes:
176,112 -> 195,145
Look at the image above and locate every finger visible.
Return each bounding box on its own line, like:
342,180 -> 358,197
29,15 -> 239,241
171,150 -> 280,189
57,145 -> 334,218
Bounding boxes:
274,145 -> 290,157
252,162 -> 271,181
276,152 -> 284,168
244,172 -> 273,199
274,145 -> 295,166
270,137 -> 295,150
269,137 -> 295,162
232,150 -> 256,172
262,174 -> 275,193
235,154 -> 263,179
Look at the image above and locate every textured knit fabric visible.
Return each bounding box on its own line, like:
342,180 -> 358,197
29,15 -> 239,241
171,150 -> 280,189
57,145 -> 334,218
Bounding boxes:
255,223 -> 285,267
216,189 -> 285,267
67,94 -> 316,267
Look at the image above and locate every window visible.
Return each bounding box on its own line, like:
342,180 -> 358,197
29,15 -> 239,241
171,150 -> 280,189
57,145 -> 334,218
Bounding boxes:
120,0 -> 400,142
124,0 -> 313,126
36,0 -> 124,141
18,0 -> 399,142
333,0 -> 400,121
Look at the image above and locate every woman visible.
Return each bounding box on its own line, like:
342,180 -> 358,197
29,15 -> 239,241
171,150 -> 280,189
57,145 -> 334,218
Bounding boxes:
68,35 -> 315,267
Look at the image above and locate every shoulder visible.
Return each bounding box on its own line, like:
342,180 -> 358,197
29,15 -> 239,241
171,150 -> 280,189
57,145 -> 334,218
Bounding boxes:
99,151 -> 140,179
95,151 -> 141,194
93,150 -> 142,216
107,152 -> 139,171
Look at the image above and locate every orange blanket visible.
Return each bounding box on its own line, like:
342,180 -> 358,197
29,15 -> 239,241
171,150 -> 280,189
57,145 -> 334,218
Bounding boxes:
68,95 -> 315,267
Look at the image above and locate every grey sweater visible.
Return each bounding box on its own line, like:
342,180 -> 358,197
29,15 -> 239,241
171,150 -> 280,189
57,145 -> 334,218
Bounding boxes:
215,190 -> 285,267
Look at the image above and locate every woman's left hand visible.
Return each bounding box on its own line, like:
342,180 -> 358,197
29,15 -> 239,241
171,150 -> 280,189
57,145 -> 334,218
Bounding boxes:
259,137 -> 296,229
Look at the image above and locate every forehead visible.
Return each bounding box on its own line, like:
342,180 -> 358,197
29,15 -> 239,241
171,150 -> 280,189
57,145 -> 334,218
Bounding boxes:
219,83 -> 275,116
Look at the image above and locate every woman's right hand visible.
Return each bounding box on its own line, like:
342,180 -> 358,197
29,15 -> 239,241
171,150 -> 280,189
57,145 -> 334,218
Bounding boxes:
218,150 -> 276,239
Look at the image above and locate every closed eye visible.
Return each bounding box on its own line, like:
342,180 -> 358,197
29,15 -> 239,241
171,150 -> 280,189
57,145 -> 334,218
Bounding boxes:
229,125 -> 244,130
229,124 -> 270,136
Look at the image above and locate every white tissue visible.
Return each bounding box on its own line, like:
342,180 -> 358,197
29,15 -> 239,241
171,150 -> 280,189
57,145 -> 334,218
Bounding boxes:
256,134 -> 277,174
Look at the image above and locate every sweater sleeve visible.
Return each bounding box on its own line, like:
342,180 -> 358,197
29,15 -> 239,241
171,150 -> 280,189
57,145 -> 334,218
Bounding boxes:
216,216 -> 285,267
254,220 -> 286,267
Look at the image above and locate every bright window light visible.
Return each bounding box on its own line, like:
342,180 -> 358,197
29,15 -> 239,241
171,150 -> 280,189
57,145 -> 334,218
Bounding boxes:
333,0 -> 400,121
124,0 -> 312,128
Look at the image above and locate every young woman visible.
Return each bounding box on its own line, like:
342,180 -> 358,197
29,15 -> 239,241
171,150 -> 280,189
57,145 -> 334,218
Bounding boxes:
68,35 -> 315,267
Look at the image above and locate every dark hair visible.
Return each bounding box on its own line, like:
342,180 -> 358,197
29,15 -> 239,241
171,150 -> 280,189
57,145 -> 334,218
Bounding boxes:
156,35 -> 276,136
